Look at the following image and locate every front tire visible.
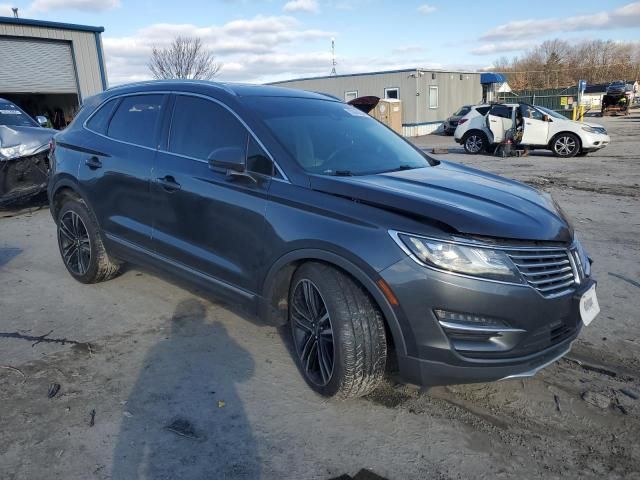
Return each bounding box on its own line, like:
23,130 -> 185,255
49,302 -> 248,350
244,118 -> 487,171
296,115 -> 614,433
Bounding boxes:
56,199 -> 121,284
552,133 -> 580,158
463,131 -> 487,154
289,263 -> 387,398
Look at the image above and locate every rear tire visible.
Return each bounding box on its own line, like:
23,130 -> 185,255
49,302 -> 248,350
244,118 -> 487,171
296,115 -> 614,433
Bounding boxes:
56,199 -> 121,284
289,263 -> 387,398
551,133 -> 580,158
463,131 -> 488,154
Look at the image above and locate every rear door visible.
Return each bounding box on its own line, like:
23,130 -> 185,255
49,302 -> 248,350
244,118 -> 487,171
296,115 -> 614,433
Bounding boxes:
151,94 -> 273,294
486,104 -> 513,143
79,93 -> 167,249
519,104 -> 550,146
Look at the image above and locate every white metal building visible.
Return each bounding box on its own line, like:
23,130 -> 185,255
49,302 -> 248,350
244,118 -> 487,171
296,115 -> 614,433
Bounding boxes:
0,16 -> 107,128
271,68 -> 483,136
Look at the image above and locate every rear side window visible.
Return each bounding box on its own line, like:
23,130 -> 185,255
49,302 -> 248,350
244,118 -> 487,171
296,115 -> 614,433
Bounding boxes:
107,95 -> 165,148
490,105 -> 512,119
86,98 -> 119,134
475,106 -> 490,116
169,95 -> 247,161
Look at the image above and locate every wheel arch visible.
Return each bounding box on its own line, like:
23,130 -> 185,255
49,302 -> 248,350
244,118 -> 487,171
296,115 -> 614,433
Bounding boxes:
260,249 -> 407,356
50,179 -> 86,221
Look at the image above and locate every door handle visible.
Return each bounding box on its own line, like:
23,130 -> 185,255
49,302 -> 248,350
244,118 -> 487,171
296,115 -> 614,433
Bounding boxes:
490,119 -> 497,122
85,156 -> 102,169
157,175 -> 181,192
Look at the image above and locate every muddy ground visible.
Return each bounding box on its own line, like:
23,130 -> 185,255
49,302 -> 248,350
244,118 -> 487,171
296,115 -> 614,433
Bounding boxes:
1,110 -> 639,480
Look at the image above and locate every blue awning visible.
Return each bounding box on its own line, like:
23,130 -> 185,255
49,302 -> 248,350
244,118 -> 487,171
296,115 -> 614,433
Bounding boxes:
481,73 -> 506,84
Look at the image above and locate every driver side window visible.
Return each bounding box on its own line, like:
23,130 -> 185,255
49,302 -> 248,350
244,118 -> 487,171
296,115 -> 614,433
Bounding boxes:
522,105 -> 545,121
169,95 -> 247,162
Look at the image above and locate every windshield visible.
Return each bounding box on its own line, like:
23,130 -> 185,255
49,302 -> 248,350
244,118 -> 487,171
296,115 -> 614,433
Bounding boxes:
247,97 -> 432,176
535,106 -> 567,120
0,102 -> 38,127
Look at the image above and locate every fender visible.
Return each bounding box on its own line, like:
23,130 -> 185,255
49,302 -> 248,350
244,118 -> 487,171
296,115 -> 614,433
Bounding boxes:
48,176 -> 95,222
260,248 -> 410,357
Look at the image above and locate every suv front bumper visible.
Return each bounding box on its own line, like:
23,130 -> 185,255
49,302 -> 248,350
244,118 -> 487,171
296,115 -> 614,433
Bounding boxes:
581,132 -> 610,152
380,257 -> 592,386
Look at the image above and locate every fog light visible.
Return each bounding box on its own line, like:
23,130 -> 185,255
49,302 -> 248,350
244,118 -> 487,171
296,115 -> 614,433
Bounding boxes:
434,309 -> 508,329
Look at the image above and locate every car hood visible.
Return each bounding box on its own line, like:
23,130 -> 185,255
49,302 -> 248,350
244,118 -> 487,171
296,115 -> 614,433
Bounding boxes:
0,125 -> 56,160
309,161 -> 573,242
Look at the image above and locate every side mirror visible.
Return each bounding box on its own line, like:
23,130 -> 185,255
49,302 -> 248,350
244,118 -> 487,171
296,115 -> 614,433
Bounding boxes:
543,114 -> 550,122
207,146 -> 246,173
36,115 -> 48,127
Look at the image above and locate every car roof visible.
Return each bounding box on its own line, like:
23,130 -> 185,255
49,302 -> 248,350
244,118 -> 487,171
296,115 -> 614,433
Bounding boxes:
104,80 -> 339,102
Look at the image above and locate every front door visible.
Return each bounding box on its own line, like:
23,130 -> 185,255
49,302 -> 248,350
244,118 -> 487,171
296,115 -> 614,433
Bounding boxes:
151,94 -> 273,294
519,104 -> 550,146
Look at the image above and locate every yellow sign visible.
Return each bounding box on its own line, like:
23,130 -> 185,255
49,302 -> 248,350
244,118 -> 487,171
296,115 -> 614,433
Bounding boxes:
560,96 -> 568,106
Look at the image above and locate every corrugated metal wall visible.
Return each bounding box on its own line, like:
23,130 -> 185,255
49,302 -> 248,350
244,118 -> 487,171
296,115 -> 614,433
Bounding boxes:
272,70 -> 483,136
0,37 -> 77,93
0,22 -> 106,100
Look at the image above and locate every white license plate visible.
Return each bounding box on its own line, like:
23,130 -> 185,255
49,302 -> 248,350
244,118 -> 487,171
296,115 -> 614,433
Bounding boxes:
580,285 -> 600,326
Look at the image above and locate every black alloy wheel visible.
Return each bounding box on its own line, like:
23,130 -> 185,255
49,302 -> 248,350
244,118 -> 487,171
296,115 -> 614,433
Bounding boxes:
58,210 -> 92,276
290,278 -> 335,386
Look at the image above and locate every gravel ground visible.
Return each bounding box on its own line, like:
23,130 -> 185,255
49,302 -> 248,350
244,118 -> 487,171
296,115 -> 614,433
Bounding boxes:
1,109 -> 639,480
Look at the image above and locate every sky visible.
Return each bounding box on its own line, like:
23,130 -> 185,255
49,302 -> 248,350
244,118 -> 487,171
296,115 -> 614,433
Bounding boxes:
1,0 -> 639,85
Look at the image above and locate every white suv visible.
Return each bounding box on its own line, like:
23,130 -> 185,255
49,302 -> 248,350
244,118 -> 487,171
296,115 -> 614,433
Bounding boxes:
454,102 -> 610,157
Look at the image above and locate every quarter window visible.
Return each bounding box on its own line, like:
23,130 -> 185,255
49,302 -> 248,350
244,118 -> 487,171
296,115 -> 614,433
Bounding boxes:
107,95 -> 165,148
169,95 -> 247,162
246,136 -> 273,176
86,98 -> 119,135
429,86 -> 439,109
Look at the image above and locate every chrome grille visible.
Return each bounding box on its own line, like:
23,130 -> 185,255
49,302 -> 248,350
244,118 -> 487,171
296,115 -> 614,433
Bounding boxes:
507,248 -> 577,298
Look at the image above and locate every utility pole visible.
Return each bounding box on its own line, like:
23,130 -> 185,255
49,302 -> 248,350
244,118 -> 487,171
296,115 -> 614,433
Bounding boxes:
330,38 -> 337,76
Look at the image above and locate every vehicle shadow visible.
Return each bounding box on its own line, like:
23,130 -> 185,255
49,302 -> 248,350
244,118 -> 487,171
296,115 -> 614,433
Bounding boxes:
111,298 -> 260,479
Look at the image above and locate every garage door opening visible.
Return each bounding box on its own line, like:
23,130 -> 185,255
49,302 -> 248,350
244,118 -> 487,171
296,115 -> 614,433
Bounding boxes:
0,93 -> 79,129
0,37 -> 81,129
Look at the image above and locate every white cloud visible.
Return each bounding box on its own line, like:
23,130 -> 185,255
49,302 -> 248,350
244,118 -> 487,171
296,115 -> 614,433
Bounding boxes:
391,45 -> 426,55
28,0 -> 119,12
470,40 -> 533,56
0,3 -> 14,15
480,1 -> 640,40
103,16 -> 336,85
283,0 -> 319,13
417,4 -> 436,14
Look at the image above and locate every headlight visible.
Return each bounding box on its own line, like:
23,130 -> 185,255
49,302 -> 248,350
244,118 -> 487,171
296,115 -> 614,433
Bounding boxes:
574,237 -> 591,277
0,144 -> 26,160
395,233 -> 523,283
581,125 -> 606,134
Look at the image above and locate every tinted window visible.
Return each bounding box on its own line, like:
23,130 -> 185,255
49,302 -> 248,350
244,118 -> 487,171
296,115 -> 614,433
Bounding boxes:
246,97 -> 431,176
490,105 -> 512,119
0,102 -> 37,127
86,98 -> 119,134
246,136 -> 273,176
454,106 -> 470,116
107,95 -> 165,148
475,106 -> 490,116
520,104 -> 545,121
169,95 -> 247,161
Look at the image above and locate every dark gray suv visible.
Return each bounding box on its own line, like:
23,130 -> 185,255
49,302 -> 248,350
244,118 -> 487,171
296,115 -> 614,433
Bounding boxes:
48,80 -> 599,398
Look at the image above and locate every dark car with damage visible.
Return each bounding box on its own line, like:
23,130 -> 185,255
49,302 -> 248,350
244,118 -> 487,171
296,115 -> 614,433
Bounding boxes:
0,99 -> 55,206
47,81 -> 600,398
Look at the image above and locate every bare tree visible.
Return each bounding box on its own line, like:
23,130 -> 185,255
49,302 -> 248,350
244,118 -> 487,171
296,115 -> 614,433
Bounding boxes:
148,36 -> 222,80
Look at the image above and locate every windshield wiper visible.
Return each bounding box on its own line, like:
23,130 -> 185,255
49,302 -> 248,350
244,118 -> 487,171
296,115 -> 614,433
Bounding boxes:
380,165 -> 419,173
332,170 -> 353,176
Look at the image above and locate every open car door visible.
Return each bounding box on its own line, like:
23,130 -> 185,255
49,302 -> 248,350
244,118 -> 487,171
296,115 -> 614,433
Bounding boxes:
486,104 -> 513,143
519,104 -> 550,146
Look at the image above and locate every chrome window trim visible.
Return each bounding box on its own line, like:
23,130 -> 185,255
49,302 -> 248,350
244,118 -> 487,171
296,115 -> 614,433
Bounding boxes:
388,229 -> 579,294
83,90 -> 290,182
